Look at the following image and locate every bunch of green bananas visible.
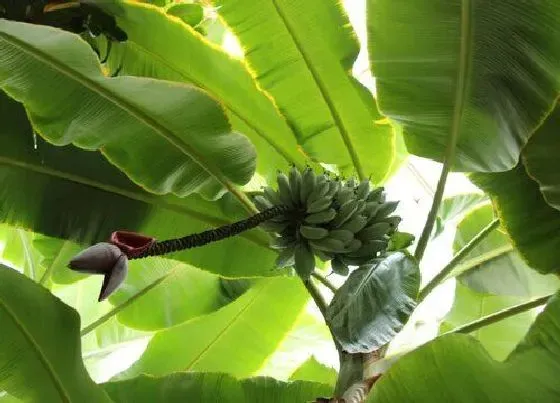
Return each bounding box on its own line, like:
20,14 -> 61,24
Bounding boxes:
253,166 -> 401,278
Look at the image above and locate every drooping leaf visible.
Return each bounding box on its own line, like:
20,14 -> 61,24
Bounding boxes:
326,252 -> 420,353
107,258 -> 227,330
440,283 -> 538,360
103,372 -> 331,403
107,1 -> 306,181
0,94 -> 277,277
0,20 -> 256,201
289,356 -> 337,388
432,193 -> 488,238
213,0 -> 393,182
453,205 -> 560,296
368,292 -> 560,403
0,265 -> 111,402
368,0 -> 560,172
470,164 -> 560,275
522,104 -> 560,210
114,277 -> 309,379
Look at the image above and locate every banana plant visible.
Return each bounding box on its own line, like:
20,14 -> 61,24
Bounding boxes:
1,0 -> 560,402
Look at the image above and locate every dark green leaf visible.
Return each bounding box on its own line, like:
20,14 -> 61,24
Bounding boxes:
523,104 -> 560,211
369,292 -> 560,402
0,265 -> 111,402
326,252 -> 420,353
0,94 -> 277,277
214,0 -> 394,181
0,20 -> 256,200
368,0 -> 560,172
114,277 -> 309,379
104,372 -> 331,403
470,164 -> 560,275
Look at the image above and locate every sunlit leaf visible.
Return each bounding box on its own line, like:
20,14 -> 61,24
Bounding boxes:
114,277 -> 309,379
432,193 -> 488,239
214,0 -> 394,182
289,356 -> 337,388
0,20 -> 256,200
369,292 -> 560,402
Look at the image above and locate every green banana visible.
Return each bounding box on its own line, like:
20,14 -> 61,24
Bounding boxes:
341,255 -> 378,267
335,187 -> 354,205
307,197 -> 333,214
347,240 -> 388,258
358,223 -> 391,241
314,249 -> 334,261
345,177 -> 356,189
332,200 -> 363,228
346,238 -> 362,252
270,236 -> 295,250
363,202 -> 381,219
375,201 -> 399,219
331,257 -> 349,276
253,195 -> 273,211
288,165 -> 302,205
263,186 -> 282,205
300,167 -> 316,205
305,208 -> 337,224
339,215 -> 368,233
367,187 -> 384,202
300,225 -> 329,240
310,238 -> 347,253
355,179 -> 370,200
260,220 -> 289,233
277,172 -> 294,207
383,216 -> 402,229
275,247 -> 295,268
326,179 -> 341,199
329,229 -> 354,244
294,242 -> 315,278
306,181 -> 330,205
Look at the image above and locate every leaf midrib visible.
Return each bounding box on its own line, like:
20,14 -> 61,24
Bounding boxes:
269,0 -> 365,179
183,280 -> 267,371
124,39 -> 300,169
0,296 -> 71,402
0,25 -> 249,209
0,156 -> 268,248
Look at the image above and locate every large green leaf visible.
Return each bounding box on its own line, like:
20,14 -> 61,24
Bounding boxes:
368,292 -> 560,402
115,277 -> 309,379
326,252 -> 420,353
107,258 -> 227,330
453,205 -> 560,296
367,0 -> 560,172
104,373 -> 331,402
0,265 -> 111,402
107,1 -> 305,180
213,0 -> 394,182
470,164 -> 560,275
440,283 -> 537,360
523,104 -> 560,210
0,20 -> 256,201
0,94 -> 277,277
